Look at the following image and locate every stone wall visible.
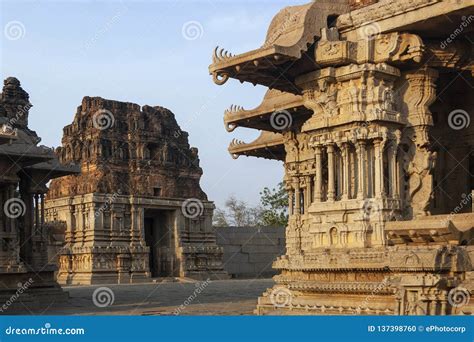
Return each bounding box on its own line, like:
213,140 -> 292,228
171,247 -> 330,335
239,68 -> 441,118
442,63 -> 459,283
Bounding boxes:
215,226 -> 285,278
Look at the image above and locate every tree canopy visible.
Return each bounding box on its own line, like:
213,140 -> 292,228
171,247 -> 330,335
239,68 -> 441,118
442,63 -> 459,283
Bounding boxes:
212,182 -> 288,227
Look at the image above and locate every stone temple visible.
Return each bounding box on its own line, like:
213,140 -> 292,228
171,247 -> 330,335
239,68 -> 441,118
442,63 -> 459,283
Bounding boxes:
210,0 -> 474,315
0,77 -> 79,309
45,97 -> 227,285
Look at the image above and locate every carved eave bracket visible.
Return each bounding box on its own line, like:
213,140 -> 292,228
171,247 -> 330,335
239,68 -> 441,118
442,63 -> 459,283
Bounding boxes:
208,1 -> 350,93
228,131 -> 284,161
224,89 -> 307,132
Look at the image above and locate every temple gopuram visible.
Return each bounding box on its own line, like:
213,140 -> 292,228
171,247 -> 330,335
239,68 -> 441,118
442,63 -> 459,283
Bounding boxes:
45,97 -> 227,285
210,0 -> 474,315
0,77 -> 79,310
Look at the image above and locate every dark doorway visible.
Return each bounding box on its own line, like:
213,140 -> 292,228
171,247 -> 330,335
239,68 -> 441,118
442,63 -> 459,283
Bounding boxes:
144,209 -> 176,277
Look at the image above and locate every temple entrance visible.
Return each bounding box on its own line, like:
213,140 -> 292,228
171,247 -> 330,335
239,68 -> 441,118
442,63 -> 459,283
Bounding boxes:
144,209 -> 176,278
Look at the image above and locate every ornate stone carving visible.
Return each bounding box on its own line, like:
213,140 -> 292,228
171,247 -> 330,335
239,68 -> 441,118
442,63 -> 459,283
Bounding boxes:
209,0 -> 474,316
46,97 -> 227,284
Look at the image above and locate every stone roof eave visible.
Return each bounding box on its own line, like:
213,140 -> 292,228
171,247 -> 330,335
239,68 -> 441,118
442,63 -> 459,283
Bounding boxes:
228,131 -> 285,161
224,89 -> 305,132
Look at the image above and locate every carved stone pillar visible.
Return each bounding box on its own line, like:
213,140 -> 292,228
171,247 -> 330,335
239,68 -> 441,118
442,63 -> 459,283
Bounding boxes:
305,175 -> 311,210
34,194 -> 40,235
388,142 -> 399,198
401,68 -> 439,217
314,146 -> 323,202
40,193 -> 45,232
293,177 -> 301,214
402,68 -> 439,127
327,144 -> 336,201
373,138 -> 385,198
130,204 -> 145,246
341,143 -> 350,200
356,141 -> 367,199
288,187 -> 294,215
65,204 -> 74,244
7,185 -> 15,238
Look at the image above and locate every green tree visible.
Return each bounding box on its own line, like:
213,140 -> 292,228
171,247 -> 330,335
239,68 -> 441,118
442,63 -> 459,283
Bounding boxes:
259,182 -> 288,226
212,183 -> 288,227
212,208 -> 229,227
213,196 -> 263,227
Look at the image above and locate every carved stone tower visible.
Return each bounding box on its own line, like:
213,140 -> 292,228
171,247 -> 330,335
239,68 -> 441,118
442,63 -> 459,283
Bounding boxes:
46,97 -> 227,284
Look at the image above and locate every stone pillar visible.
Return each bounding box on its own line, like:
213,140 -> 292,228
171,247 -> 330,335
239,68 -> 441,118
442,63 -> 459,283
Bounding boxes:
401,68 -> 439,217
65,204 -> 74,244
24,190 -> 34,265
293,177 -> 301,214
10,186 -> 16,235
341,143 -> 350,200
314,146 -> 323,202
34,194 -> 40,235
440,299 -> 447,315
327,144 -> 336,201
356,141 -> 367,199
130,204 -> 145,246
76,204 -> 83,241
40,194 -> 45,232
336,152 -> 343,200
288,189 -> 294,215
388,142 -> 399,198
373,139 -> 385,198
137,207 -> 145,244
305,175 -> 311,210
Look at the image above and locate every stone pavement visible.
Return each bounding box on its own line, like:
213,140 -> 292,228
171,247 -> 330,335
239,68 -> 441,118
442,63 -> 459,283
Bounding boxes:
32,279 -> 274,316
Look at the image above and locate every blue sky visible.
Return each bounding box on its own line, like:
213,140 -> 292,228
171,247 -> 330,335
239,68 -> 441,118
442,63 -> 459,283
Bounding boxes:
1,0 -> 301,208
